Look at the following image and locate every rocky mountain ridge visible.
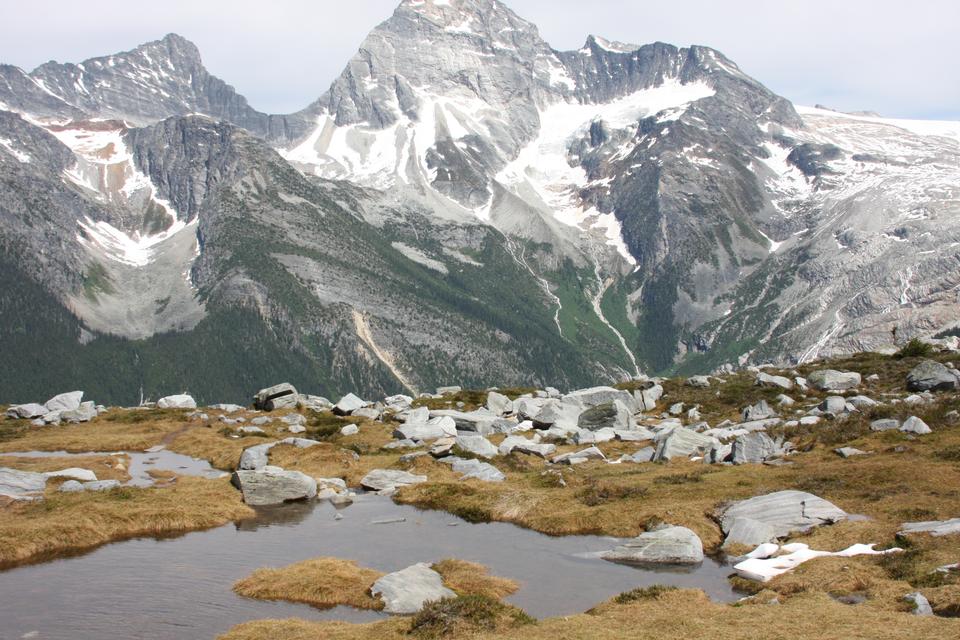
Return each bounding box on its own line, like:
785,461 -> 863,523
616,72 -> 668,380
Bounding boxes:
1,0 -> 958,404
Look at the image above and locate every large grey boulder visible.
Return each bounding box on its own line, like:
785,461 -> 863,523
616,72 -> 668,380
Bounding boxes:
61,402 -> 98,423
731,432 -> 789,464
239,443 -> 274,470
531,400 -> 580,429
444,457 -> 505,482
602,525 -> 704,565
653,428 -> 715,461
6,403 -> 49,419
721,490 -> 848,541
686,375 -> 711,388
333,393 -> 368,416
393,417 -> 457,441
904,592 -> 934,616
485,391 -> 513,415
635,383 -> 664,412
370,563 -> 455,614
429,409 -> 496,432
900,416 -> 932,435
819,396 -> 850,415
899,518 -> 960,537
360,469 -> 428,492
564,386 -> 636,412
756,372 -> 793,390
44,391 -> 84,412
741,400 -> 776,421
253,383 -> 299,411
453,434 -> 498,459
577,400 -> 633,431
870,418 -> 901,432
498,436 -> 555,458
551,446 -> 605,465
807,370 -> 861,391
157,394 -> 197,409
722,517 -> 779,548
0,467 -> 47,500
230,467 -> 317,506
906,360 -> 960,392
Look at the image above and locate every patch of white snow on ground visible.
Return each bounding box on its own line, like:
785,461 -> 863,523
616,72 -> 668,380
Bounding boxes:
734,542 -> 901,583
796,105 -> 960,145
391,242 -> 449,274
0,137 -> 31,162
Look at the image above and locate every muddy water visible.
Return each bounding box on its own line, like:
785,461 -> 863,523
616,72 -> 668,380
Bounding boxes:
0,462 -> 739,640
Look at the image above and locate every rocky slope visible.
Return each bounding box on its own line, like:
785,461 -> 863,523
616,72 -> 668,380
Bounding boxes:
1,0 -> 958,404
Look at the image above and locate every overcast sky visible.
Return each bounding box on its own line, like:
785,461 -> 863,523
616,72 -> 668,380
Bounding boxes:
1,0 -> 957,120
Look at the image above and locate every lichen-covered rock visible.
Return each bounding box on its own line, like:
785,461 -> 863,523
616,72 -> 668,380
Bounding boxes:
370,563 -> 455,614
602,525 -> 704,565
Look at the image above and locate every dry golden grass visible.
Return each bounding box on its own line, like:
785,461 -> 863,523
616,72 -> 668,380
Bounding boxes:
432,559 -> 519,599
0,453 -> 131,482
234,558 -> 385,610
0,411 -> 189,454
219,587 -> 960,640
0,477 -> 252,567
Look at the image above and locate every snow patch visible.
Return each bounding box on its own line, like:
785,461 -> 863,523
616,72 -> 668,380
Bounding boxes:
0,137 -> 30,163
734,542 -> 901,583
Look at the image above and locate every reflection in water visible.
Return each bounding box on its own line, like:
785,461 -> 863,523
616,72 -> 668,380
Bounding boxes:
0,489 -> 739,640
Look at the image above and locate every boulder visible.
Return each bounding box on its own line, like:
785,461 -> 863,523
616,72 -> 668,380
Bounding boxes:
900,416 -> 932,435
602,525 -> 704,565
577,400 -> 633,431
360,469 -> 428,493
571,427 -> 616,445
552,446 -> 605,465
340,424 -> 359,436
384,394 -> 414,411
564,386 -> 637,412
299,395 -> 332,412
254,383 -> 299,411
393,417 -> 457,441
756,373 -> 793,390
686,375 -> 711,388
43,468 -> 97,482
906,360 -> 959,392
485,391 -> 512,415
429,409 -> 496,432
531,400 -> 580,430
731,432 -> 788,464
453,435 -> 498,459
721,490 -> 848,541
231,467 -> 317,506
498,436 -> 555,458
61,402 -> 98,423
210,403 -> 245,413
819,396 -> 849,415
846,395 -> 878,410
445,457 -> 505,482
835,447 -> 869,458
157,394 -> 197,409
238,426 -> 265,435
403,406 -> 431,424
333,393 -> 368,416
352,407 -> 381,421
5,403 -> 49,419
899,518 -> 960,537
79,480 -> 121,492
635,383 -> 664,412
44,391 -> 84,413
281,414 -> 306,427
653,428 -> 715,462
807,370 -> 861,391
370,563 -> 455,614
58,480 -> 85,493
436,386 -> 462,396
722,517 -> 778,548
904,592 -> 933,616
870,418 -> 901,432
741,400 -> 776,421
0,467 -> 47,500
277,437 -> 320,449
238,443 -> 274,470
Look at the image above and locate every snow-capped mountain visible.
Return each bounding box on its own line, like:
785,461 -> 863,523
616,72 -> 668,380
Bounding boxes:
1,0 -> 958,403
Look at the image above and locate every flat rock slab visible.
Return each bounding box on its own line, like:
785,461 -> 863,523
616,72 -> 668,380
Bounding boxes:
603,525 -> 704,565
370,563 -> 455,614
360,469 -> 428,493
0,467 -> 47,500
653,427 -> 715,461
5,403 -> 48,419
44,391 -> 84,412
899,518 -> 960,537
231,468 -> 317,506
453,434 -> 498,459
445,457 -> 505,482
721,490 -> 848,542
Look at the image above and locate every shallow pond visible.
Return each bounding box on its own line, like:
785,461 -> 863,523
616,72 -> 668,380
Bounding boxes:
0,453 -> 739,640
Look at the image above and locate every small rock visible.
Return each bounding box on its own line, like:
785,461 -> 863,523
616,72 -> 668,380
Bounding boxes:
360,469 -> 428,493
904,592 -> 933,616
340,424 -> 359,436
157,394 -> 197,409
370,563 -> 455,614
900,416 -> 931,435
